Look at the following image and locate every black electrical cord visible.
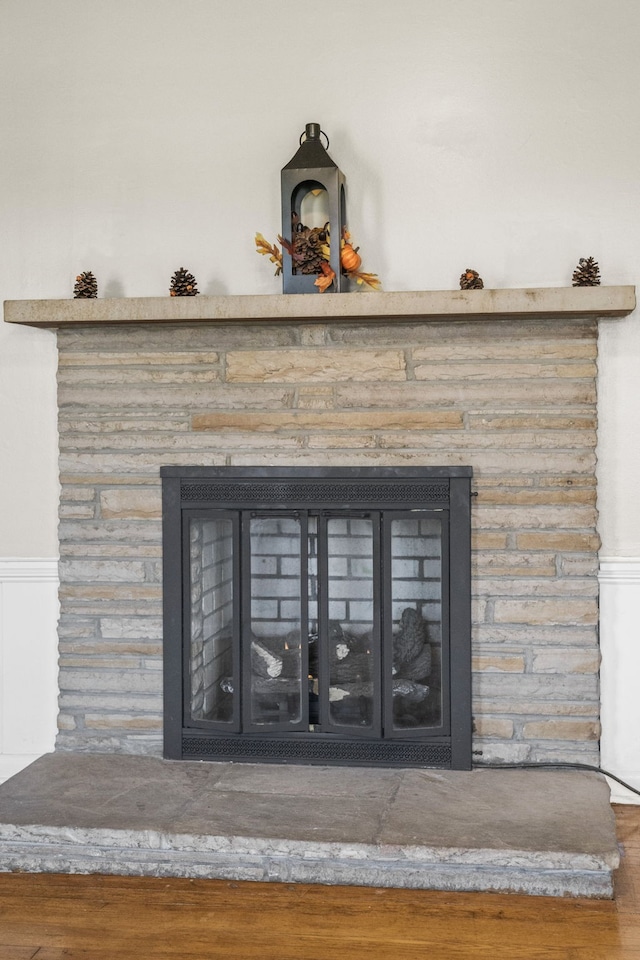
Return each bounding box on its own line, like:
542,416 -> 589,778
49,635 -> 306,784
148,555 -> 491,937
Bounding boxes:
473,760 -> 640,798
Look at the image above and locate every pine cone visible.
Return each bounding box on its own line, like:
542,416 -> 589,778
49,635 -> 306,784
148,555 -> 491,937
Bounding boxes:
170,267 -> 199,296
73,271 -> 98,299
459,268 -> 484,290
292,227 -> 326,275
572,257 -> 601,287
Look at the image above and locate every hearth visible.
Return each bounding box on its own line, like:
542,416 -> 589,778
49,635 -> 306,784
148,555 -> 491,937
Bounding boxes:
162,466 -> 472,769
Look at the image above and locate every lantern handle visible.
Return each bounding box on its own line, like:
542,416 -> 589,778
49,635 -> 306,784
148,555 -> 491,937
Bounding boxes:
299,126 -> 330,150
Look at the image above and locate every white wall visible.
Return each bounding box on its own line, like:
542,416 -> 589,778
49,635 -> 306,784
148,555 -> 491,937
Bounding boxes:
1,0 -> 639,792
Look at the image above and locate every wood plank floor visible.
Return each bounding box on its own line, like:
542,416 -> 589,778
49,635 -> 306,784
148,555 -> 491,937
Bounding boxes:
0,804 -> 638,960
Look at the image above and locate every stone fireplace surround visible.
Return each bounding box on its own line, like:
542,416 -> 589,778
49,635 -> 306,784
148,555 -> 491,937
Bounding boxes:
5,285 -> 636,768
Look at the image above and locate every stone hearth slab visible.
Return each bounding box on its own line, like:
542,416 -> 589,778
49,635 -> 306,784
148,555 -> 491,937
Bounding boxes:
0,754 -> 619,898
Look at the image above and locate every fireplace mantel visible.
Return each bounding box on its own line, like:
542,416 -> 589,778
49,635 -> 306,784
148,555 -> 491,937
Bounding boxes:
3,285 -> 636,327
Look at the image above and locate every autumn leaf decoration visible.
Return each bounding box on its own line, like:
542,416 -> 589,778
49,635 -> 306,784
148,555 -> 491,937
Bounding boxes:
255,226 -> 381,292
315,261 -> 336,293
255,233 -> 283,276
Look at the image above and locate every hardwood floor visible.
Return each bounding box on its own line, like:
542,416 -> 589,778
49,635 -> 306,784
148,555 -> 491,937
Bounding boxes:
0,804 -> 638,960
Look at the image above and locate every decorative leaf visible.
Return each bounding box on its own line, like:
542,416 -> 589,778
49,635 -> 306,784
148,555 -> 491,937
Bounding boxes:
314,263 -> 336,292
255,233 -> 283,276
348,270 -> 382,290
277,234 -> 296,258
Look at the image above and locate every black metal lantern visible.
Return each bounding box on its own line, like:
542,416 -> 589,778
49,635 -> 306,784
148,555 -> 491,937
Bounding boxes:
281,123 -> 347,294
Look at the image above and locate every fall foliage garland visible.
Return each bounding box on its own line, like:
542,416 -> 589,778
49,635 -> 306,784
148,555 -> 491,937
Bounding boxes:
255,226 -> 381,292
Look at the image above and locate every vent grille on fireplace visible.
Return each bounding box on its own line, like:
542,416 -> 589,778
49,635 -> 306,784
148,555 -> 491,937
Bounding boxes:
181,734 -> 453,766
180,479 -> 451,504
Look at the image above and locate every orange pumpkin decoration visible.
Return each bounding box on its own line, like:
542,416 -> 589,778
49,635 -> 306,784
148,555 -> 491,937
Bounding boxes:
341,243 -> 362,273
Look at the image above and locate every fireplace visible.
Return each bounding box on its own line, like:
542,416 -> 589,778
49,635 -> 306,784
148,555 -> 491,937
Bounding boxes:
6,286 -> 628,769
162,466 -> 472,768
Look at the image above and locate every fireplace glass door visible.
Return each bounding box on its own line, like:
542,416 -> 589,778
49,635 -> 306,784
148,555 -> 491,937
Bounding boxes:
186,509 -> 447,739
163,467 -> 471,768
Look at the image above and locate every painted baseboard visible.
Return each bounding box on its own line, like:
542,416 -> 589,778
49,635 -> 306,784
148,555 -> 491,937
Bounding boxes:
0,558 -> 59,777
599,558 -> 640,805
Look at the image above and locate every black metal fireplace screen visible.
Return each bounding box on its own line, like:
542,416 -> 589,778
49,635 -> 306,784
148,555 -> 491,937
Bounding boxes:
162,467 -> 472,769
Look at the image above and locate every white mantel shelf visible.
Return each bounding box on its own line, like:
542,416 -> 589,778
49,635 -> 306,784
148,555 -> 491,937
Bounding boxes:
3,286 -> 636,328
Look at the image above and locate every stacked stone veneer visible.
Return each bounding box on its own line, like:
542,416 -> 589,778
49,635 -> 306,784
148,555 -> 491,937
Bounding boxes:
55,314 -> 600,764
